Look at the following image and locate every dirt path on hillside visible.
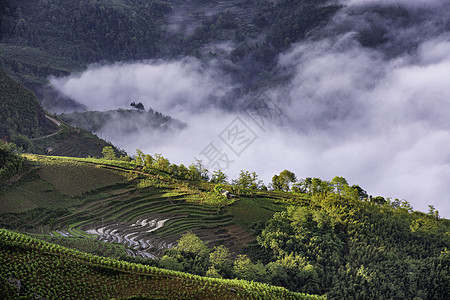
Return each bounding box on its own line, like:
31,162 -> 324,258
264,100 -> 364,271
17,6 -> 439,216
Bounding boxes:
31,115 -> 62,141
5,166 -> 39,186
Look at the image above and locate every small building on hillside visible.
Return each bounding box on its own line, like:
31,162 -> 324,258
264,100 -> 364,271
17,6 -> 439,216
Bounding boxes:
221,190 -> 236,199
45,147 -> 53,154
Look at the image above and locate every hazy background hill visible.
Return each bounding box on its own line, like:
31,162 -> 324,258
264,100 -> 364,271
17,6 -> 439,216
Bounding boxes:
59,107 -> 186,139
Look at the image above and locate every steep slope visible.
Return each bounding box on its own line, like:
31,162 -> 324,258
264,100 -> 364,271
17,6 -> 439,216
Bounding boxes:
0,69 -> 57,142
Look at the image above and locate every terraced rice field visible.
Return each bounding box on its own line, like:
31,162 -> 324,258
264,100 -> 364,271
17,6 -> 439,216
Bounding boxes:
1,155 -> 284,258
81,190 -> 235,256
15,184 -> 237,258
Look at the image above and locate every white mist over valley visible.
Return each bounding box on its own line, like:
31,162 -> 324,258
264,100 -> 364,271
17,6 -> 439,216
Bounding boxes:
50,0 -> 450,217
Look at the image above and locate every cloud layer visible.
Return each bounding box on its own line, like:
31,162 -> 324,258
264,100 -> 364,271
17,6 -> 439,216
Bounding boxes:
50,58 -> 234,114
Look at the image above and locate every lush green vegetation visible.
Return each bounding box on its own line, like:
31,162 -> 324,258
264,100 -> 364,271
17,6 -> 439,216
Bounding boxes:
0,69 -> 56,145
256,199 -> 449,298
0,141 -> 25,184
1,152 -> 448,299
33,234 -> 129,260
0,228 -> 320,299
161,180 -> 449,299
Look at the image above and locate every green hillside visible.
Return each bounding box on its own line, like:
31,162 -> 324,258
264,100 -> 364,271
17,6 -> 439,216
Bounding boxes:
0,228 -> 319,300
0,68 -> 56,142
0,154 -> 278,255
0,152 -> 448,299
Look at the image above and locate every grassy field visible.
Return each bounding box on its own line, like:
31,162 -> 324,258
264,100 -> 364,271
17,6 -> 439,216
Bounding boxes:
35,159 -> 128,197
226,196 -> 288,230
0,172 -> 71,213
0,156 -> 128,213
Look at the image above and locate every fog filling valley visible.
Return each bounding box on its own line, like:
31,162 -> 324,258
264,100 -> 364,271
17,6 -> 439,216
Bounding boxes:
50,0 -> 450,217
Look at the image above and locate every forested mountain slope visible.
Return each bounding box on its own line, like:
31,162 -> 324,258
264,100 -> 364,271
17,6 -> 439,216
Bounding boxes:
0,68 -> 56,141
0,0 -> 340,91
0,0 -> 169,85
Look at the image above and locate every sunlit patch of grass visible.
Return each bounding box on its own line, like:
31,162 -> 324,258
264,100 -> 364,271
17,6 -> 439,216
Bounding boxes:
36,160 -> 128,197
226,196 -> 288,230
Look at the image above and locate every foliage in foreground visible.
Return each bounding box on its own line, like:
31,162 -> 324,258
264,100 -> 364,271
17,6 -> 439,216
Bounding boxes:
0,228 -> 322,300
161,200 -> 450,299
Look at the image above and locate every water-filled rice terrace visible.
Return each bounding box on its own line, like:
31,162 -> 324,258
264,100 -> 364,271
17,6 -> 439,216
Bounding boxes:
62,187 -> 237,258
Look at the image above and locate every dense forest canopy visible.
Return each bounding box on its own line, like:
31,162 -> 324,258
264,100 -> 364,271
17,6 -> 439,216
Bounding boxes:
0,0 -> 341,89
